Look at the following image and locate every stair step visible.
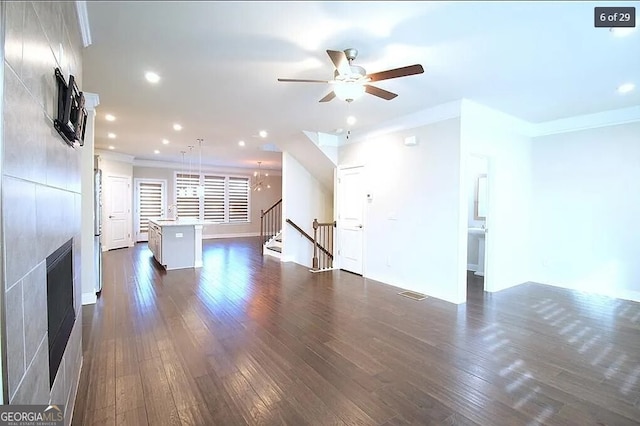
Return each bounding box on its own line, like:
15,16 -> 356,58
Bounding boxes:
267,246 -> 282,253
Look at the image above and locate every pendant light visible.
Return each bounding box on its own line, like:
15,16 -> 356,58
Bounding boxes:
196,138 -> 205,197
178,151 -> 188,197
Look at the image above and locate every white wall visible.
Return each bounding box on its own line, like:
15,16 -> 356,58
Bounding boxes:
339,118 -> 464,304
282,152 -> 333,268
460,100 -> 532,294
133,164 -> 282,239
530,122 -> 640,302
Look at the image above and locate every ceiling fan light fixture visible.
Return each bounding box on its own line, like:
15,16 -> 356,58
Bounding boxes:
333,83 -> 365,102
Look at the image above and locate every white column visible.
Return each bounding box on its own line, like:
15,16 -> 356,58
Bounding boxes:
194,224 -> 203,268
81,92 -> 100,304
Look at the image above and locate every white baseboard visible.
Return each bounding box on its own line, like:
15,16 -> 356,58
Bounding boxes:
82,292 -> 97,305
203,232 -> 260,239
467,263 -> 478,272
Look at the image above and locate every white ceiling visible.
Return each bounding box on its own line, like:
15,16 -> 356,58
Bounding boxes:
82,1 -> 639,170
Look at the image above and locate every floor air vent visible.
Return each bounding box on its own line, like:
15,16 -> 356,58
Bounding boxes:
398,290 -> 428,301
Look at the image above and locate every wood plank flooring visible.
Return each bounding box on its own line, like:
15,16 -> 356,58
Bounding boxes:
73,237 -> 640,425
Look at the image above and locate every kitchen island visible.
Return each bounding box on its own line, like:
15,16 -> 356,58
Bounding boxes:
148,218 -> 207,270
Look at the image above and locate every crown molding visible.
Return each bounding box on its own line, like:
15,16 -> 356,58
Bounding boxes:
75,1 -> 92,47
95,149 -> 134,163
531,105 -> 640,137
461,99 -> 536,137
133,158 -> 283,176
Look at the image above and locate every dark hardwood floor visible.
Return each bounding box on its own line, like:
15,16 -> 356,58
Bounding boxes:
73,237 -> 640,425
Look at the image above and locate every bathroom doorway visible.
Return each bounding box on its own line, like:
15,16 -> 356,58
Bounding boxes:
466,155 -> 489,298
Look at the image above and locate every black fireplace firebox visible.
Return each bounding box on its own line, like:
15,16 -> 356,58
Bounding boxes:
46,238 -> 76,387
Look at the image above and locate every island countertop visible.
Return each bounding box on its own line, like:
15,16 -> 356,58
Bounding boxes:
148,218 -> 210,227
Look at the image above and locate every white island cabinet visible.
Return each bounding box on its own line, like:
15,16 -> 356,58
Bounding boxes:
148,218 -> 206,270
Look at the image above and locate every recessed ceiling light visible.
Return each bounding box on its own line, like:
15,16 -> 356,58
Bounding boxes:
108,145 -> 115,150
617,83 -> 635,94
259,130 -> 268,138
105,114 -> 116,121
346,115 -> 356,126
610,27 -> 636,37
162,139 -> 170,145
238,140 -> 245,147
107,132 -> 116,139
145,71 -> 160,83
173,123 -> 182,131
154,150 -> 160,154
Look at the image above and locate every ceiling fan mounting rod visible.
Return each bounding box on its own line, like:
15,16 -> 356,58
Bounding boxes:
344,48 -> 358,63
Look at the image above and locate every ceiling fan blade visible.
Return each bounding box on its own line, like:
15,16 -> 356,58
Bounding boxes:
365,85 -> 398,100
326,50 -> 351,76
278,78 -> 330,83
366,64 -> 424,82
319,91 -> 336,103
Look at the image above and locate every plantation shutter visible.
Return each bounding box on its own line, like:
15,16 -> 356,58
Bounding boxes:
228,177 -> 249,222
138,181 -> 163,235
204,175 -> 225,222
176,173 -> 201,219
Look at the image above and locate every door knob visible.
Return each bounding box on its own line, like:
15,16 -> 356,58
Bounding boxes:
358,224 -> 363,228
108,215 -> 114,219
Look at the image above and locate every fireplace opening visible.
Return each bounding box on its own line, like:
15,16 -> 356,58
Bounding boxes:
46,238 -> 76,387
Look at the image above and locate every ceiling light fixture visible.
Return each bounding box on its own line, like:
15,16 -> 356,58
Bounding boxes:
346,115 -> 357,126
610,27 -> 636,37
251,161 -> 270,191
259,130 -> 268,138
145,71 -> 160,83
108,145 -> 115,150
238,140 -> 245,147
173,123 -> 182,131
334,83 -> 366,102
162,139 -> 170,145
617,83 -> 635,94
107,132 -> 116,139
105,114 -> 116,121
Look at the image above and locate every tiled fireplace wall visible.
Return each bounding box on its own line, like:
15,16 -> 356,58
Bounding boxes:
2,1 -> 84,423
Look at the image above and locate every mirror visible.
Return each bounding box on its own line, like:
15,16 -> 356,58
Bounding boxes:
475,174 -> 487,220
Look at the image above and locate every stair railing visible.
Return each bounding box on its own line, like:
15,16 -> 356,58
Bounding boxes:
285,218 -> 334,271
313,219 -> 336,270
260,199 -> 282,245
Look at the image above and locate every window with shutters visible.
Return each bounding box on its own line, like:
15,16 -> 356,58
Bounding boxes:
134,179 -> 166,242
175,173 -> 250,223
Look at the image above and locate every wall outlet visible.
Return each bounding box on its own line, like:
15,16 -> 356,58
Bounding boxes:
386,255 -> 391,266
176,232 -> 183,238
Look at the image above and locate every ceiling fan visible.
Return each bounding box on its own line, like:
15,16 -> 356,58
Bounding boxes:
278,48 -> 424,102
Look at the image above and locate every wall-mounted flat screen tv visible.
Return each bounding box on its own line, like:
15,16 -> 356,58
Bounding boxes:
53,67 -> 87,147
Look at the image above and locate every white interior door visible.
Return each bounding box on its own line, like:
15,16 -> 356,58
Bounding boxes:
134,179 -> 166,242
337,166 -> 365,275
104,174 -> 131,250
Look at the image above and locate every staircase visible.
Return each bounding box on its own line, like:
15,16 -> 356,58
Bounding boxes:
263,231 -> 282,259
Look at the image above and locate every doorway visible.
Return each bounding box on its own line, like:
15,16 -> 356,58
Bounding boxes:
103,174 -> 132,250
466,155 -> 489,298
336,166 -> 366,275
